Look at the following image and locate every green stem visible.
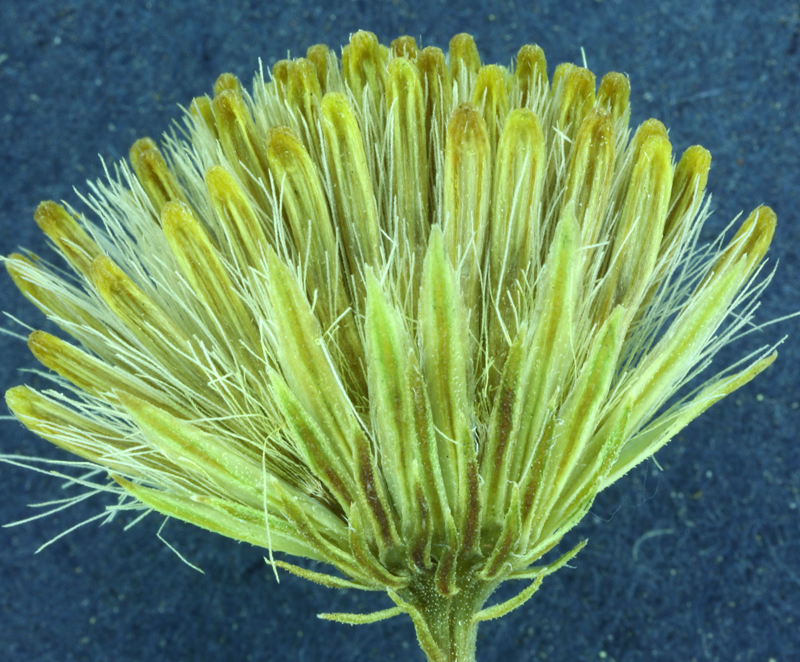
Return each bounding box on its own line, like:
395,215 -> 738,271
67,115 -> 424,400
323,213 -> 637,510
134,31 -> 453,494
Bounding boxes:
400,574 -> 499,662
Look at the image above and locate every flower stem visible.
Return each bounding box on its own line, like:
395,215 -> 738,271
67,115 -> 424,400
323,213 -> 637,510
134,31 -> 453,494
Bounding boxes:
401,573 -> 499,662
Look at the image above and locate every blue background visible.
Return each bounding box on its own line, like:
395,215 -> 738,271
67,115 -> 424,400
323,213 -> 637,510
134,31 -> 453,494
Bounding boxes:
1,1 -> 798,660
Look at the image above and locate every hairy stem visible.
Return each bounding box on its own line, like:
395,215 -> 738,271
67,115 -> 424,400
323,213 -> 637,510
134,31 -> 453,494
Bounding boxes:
400,571 -> 500,662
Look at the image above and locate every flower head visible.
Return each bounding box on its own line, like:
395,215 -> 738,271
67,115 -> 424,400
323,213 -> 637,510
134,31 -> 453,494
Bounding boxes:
4,31 -> 778,662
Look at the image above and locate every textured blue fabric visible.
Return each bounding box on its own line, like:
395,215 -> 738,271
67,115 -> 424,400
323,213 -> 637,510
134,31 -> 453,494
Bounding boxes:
1,1 -> 798,660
